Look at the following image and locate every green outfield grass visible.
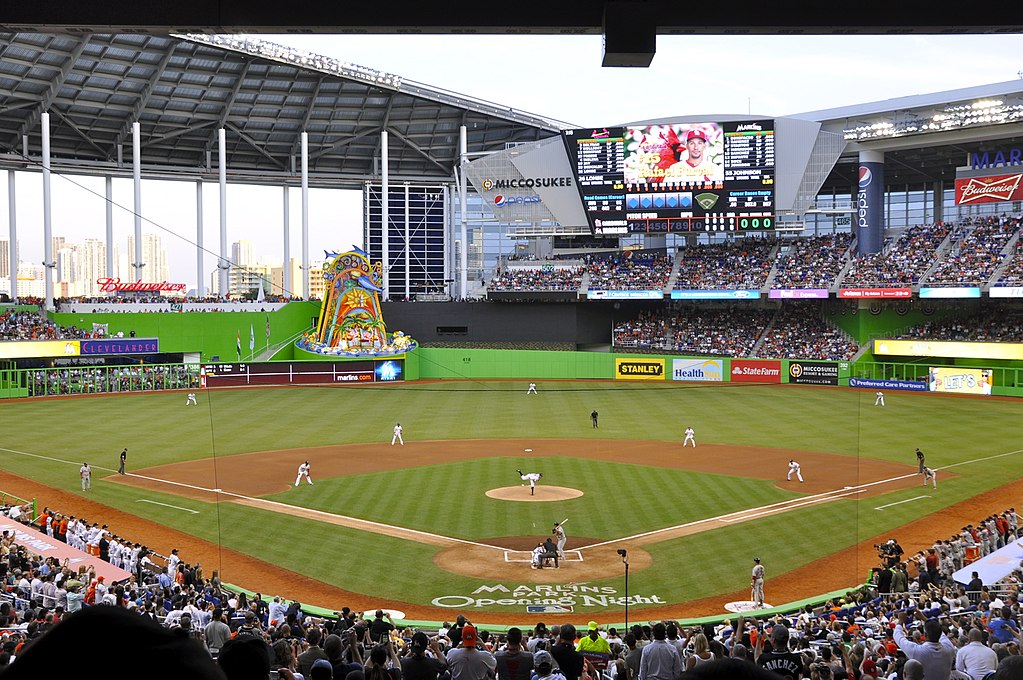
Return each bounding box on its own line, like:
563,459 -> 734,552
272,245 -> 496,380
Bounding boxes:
2,381 -> 1021,617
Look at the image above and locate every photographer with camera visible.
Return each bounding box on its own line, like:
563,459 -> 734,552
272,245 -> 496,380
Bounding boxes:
875,539 -> 903,568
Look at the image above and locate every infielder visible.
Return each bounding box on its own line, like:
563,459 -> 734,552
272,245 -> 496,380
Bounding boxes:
391,423 -> 404,445
527,382 -> 538,395
923,466 -> 937,489
786,459 -> 803,483
751,557 -> 765,608
875,391 -> 885,406
186,392 -> 198,406
683,427 -> 696,447
294,460 -> 313,486
517,469 -> 542,496
553,520 -> 568,558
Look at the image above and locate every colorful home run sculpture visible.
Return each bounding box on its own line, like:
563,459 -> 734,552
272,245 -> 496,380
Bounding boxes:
296,247 -> 417,357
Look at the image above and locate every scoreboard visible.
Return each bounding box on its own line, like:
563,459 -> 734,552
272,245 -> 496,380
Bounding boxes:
564,120 -> 775,235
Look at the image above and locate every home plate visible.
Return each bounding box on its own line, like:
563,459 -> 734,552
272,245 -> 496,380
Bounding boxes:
724,600 -> 772,613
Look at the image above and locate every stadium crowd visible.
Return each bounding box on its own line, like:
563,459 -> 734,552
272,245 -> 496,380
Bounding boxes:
894,307 -> 1023,343
613,304 -> 858,360
924,216 -> 1021,287
0,310 -> 89,341
673,240 -> 775,290
0,495 -> 1022,679
771,234 -> 854,290
842,224 -> 953,288
586,255 -> 673,291
488,267 -> 585,292
753,304 -> 860,361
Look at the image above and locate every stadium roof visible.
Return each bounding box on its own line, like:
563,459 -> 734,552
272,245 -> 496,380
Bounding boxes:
2,31 -> 1023,203
0,33 -> 567,187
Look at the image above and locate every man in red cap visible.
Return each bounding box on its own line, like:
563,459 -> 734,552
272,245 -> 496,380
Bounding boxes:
668,128 -> 720,182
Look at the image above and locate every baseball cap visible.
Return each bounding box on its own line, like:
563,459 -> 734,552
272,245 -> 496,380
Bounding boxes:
753,557 -> 760,562
311,659 -> 333,680
686,129 -> 708,142
534,650 -> 555,668
411,631 -> 430,651
461,624 -> 479,647
587,621 -> 599,631
862,659 -> 878,674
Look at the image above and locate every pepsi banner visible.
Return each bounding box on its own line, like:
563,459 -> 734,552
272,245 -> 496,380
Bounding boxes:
856,161 -> 884,254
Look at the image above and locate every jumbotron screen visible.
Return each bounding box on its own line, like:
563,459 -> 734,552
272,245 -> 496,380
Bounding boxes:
563,120 -> 775,235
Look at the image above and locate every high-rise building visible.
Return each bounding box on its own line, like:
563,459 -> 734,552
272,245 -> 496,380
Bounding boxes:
126,233 -> 170,284
56,247 -> 76,283
0,240 -> 9,279
76,239 -> 108,297
232,240 -> 254,268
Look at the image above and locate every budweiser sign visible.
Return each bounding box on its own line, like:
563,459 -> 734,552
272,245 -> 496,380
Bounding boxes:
955,173 -> 1023,205
96,278 -> 187,294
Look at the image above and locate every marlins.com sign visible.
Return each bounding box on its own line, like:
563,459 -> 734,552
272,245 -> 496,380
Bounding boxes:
615,358 -> 664,380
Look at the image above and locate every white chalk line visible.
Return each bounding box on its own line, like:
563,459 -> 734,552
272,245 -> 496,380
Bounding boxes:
2,445 -> 1022,555
874,495 -> 930,510
136,499 -> 199,514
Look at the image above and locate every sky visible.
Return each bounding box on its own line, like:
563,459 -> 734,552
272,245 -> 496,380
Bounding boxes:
2,33 -> 1022,293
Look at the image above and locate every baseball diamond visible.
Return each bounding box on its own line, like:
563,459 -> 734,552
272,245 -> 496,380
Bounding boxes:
0,377 -> 1019,626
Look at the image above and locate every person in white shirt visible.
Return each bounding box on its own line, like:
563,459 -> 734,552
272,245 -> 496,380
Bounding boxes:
294,461 -> 313,486
955,627 -> 998,680
787,460 -> 804,483
875,391 -> 885,406
392,423 -> 404,445
527,383 -> 538,395
80,462 -> 92,491
923,467 -> 937,489
186,392 -> 198,405
268,596 -> 288,626
683,427 -> 696,447
167,548 -> 181,574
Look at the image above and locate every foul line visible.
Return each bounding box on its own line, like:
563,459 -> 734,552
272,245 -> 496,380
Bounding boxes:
3,445 -> 1023,555
136,499 -> 199,514
874,496 -> 930,511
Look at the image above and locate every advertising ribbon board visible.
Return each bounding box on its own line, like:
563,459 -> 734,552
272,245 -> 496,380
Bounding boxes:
672,358 -> 723,382
787,360 -> 839,386
729,359 -> 781,383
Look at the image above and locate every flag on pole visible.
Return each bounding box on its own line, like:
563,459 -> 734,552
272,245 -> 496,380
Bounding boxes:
249,324 -> 255,352
236,329 -> 241,359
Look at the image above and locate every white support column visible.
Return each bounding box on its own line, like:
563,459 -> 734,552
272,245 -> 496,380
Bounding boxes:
459,125 -> 469,300
195,180 -> 204,297
105,177 -> 114,279
132,121 -> 143,282
41,112 -> 53,310
218,128 -> 228,298
301,132 -> 309,299
404,184 -> 410,299
381,129 -> 389,299
7,171 -> 16,303
443,184 -> 451,298
283,185 -> 291,295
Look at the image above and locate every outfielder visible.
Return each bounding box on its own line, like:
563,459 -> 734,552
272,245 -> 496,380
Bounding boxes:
294,460 -> 313,486
186,392 -> 198,406
527,382 -> 538,395
786,459 -> 803,483
923,466 -> 937,489
875,391 -> 885,406
553,520 -> 568,558
751,557 -> 765,608
517,469 -> 542,496
683,427 -> 696,447
391,423 -> 404,445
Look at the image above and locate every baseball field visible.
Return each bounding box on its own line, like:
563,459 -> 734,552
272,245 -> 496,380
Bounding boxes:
2,379 -> 1021,625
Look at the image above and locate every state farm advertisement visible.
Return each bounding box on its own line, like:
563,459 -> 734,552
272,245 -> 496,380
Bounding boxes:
729,359 -> 781,383
955,173 -> 1023,205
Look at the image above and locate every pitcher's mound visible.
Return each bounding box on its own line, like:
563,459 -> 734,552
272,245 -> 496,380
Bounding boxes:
487,486 -> 583,501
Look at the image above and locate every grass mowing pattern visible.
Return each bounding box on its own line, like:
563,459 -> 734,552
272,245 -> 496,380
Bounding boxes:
1,382 -> 1021,612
